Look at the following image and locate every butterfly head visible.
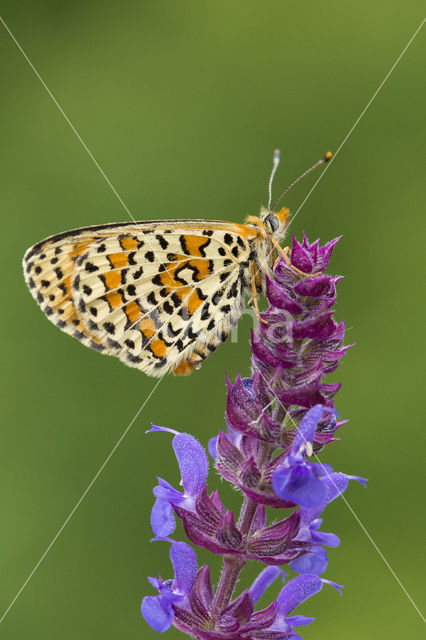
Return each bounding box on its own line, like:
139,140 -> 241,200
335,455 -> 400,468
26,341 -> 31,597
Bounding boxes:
261,206 -> 290,241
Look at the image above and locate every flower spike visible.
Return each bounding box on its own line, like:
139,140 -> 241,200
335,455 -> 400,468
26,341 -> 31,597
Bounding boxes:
141,231 -> 366,639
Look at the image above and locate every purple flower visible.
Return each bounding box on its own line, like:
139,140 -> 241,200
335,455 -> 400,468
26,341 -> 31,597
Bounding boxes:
264,574 -> 343,638
148,426 -> 208,538
290,472 -> 367,574
141,542 -> 197,632
272,405 -> 335,508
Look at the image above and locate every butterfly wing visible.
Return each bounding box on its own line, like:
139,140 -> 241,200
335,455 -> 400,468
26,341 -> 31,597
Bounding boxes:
23,220 -> 260,376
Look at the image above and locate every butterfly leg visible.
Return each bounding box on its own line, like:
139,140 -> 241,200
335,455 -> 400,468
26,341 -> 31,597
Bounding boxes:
270,237 -> 321,278
250,262 -> 268,324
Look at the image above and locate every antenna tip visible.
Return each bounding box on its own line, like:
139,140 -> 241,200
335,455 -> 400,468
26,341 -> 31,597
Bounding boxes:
324,151 -> 333,162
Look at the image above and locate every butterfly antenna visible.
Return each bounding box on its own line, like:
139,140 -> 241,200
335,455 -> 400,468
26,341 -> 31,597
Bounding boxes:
267,149 -> 281,209
272,151 -> 332,211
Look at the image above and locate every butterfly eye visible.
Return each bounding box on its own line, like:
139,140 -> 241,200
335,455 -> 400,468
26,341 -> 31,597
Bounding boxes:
264,214 -> 279,233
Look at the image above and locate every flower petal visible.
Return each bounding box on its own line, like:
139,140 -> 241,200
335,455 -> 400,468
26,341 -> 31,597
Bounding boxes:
249,566 -> 286,604
169,542 -> 198,595
153,477 -> 183,504
312,530 -> 340,547
285,614 -> 315,627
272,462 -> 327,507
141,595 -> 174,632
299,471 -> 361,527
147,424 -> 179,436
208,436 -> 218,459
151,498 -> 176,538
173,433 -> 208,497
292,405 -> 332,452
290,547 -> 329,575
276,574 -> 323,617
321,578 -> 344,595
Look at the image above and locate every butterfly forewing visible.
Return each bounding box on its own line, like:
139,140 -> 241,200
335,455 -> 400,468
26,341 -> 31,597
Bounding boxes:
23,220 -> 259,376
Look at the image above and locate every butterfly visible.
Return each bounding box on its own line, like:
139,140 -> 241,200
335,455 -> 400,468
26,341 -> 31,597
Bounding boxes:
23,151 -> 331,377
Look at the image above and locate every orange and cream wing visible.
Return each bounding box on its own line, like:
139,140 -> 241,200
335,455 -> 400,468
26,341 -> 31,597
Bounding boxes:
23,220 -> 260,376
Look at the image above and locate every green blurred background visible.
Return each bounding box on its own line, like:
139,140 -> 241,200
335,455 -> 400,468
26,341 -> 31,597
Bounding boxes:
1,2 -> 424,638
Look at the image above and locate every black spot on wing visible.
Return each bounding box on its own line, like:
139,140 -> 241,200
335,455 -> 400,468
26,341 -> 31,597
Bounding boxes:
147,292 -> 157,306
201,303 -> 211,321
179,236 -> 189,255
198,238 -> 211,257
127,353 -> 142,363
212,289 -> 224,305
59,283 -> 68,296
156,234 -> 169,250
104,321 -> 115,334
196,287 -> 208,301
227,281 -> 238,299
167,322 -> 182,337
85,262 -> 98,273
171,293 -> 181,308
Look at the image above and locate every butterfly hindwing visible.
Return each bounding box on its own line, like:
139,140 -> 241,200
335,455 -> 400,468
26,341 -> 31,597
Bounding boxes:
23,220 -> 258,376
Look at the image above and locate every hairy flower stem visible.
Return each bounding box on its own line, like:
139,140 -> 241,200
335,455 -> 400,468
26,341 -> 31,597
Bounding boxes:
212,495 -> 258,618
213,437 -> 273,618
211,555 -> 245,619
